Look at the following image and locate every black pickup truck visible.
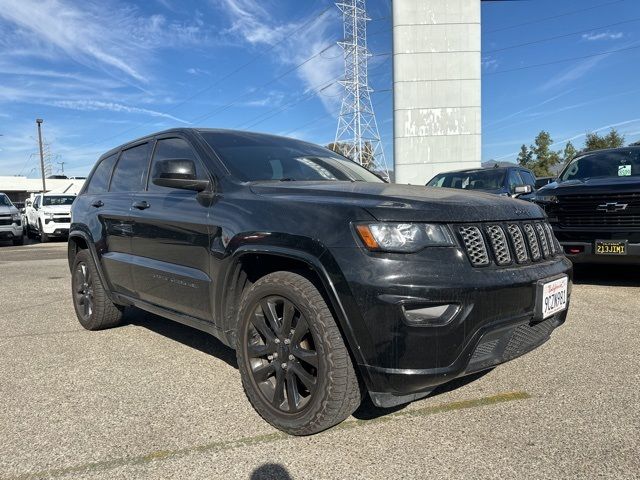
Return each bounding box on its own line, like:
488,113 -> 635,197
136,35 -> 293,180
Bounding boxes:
533,146 -> 640,264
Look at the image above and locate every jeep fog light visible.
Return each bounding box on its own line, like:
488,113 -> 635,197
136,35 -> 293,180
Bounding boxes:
402,304 -> 459,327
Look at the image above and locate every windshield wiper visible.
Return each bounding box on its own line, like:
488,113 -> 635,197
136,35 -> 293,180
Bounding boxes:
279,178 -> 296,182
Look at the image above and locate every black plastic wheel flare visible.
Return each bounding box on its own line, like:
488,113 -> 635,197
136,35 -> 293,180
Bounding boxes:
247,296 -> 319,414
74,263 -> 94,320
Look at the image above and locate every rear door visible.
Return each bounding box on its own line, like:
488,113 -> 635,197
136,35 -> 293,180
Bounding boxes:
98,142 -> 151,295
129,136 -> 213,320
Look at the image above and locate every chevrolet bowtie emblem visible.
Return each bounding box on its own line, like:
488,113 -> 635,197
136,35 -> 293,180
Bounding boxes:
597,202 -> 628,213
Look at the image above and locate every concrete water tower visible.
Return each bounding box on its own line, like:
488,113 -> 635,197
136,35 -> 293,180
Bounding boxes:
393,0 -> 481,184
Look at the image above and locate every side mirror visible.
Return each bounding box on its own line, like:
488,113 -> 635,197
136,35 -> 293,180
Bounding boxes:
513,184 -> 533,196
152,159 -> 210,192
20,208 -> 25,214
25,200 -> 32,207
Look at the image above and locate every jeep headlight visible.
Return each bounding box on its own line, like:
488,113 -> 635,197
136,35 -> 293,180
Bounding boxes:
355,223 -> 454,253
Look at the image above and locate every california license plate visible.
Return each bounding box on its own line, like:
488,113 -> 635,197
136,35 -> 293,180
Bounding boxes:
537,276 -> 568,320
595,240 -> 627,255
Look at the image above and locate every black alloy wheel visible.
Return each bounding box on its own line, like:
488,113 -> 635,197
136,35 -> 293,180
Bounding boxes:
73,261 -> 94,321
245,296 -> 318,414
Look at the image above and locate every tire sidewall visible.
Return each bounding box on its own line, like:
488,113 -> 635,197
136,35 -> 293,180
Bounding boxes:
236,276 -> 334,432
71,250 -> 98,329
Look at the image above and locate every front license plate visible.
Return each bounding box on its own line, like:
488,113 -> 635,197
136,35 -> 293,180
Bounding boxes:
595,240 -> 627,255
538,276 -> 568,320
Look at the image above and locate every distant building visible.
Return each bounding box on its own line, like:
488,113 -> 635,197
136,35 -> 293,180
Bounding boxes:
0,176 -> 85,203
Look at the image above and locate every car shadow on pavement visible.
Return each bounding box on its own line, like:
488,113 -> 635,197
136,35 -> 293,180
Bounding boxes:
572,264 -> 640,287
123,307 -> 238,368
250,464 -> 293,480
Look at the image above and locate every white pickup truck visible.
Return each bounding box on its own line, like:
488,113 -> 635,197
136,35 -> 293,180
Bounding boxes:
24,193 -> 75,242
0,192 -> 24,245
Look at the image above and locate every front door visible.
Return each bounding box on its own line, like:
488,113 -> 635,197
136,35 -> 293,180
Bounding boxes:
129,136 -> 213,320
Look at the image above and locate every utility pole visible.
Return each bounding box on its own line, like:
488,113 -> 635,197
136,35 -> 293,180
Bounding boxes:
36,118 -> 47,193
334,0 -> 389,180
57,161 -> 66,176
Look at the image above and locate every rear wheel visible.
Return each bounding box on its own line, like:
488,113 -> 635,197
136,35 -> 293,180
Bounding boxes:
72,249 -> 123,330
12,236 -> 24,246
236,271 -> 361,435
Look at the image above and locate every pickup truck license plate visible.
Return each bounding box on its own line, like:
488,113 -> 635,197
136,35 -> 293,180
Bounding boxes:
539,276 -> 568,320
595,240 -> 627,255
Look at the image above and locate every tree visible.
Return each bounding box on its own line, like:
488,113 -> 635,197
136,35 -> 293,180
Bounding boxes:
516,144 -> 533,168
529,131 -> 561,177
326,142 -> 352,159
584,128 -> 625,151
563,141 -> 578,164
326,141 -> 375,169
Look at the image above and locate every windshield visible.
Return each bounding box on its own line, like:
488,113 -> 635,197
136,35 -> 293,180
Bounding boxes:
560,149 -> 640,181
199,131 -> 384,183
0,194 -> 12,207
427,169 -> 506,190
43,195 -> 75,206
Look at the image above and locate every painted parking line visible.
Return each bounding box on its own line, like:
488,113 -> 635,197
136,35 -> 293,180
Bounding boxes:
3,391 -> 530,480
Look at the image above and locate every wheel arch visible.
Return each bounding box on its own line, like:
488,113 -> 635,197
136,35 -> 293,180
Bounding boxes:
220,246 -> 370,374
68,231 -> 118,304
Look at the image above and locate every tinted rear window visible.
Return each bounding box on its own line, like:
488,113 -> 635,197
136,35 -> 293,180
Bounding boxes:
86,153 -> 118,194
110,143 -> 150,192
199,131 -> 384,183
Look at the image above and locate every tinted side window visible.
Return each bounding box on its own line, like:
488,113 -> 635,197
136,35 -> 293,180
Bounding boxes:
519,170 -> 536,187
148,138 -> 206,192
109,143 -> 150,192
86,153 -> 118,194
507,170 -> 523,190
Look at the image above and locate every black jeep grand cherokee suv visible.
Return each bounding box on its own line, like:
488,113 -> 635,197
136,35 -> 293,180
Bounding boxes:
534,146 -> 640,264
69,128 -> 571,435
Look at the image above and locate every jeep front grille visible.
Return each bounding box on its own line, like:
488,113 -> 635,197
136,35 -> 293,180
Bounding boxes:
458,221 -> 561,268
459,226 -> 490,266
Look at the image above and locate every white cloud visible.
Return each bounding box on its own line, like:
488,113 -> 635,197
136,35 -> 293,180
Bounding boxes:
50,100 -> 190,124
482,56 -> 499,71
582,31 -> 624,41
213,0 -> 343,113
0,0 -> 213,84
539,55 -> 605,92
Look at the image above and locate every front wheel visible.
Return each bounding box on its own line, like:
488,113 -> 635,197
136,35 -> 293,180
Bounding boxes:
236,271 -> 361,435
12,236 -> 24,246
38,221 -> 49,243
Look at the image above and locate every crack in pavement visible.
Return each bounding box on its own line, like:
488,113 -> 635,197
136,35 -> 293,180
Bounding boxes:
1,391 -> 530,480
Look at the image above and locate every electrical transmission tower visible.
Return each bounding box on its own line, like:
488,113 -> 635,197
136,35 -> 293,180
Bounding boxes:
334,0 -> 389,180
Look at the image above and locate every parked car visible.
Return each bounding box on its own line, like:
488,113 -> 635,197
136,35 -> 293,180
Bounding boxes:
24,193 -> 75,242
69,129 -> 572,435
533,146 -> 640,264
426,166 -> 537,199
0,193 -> 24,245
535,176 -> 555,189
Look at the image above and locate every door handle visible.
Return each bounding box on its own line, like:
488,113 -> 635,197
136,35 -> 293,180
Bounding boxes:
91,200 -> 104,208
132,200 -> 150,210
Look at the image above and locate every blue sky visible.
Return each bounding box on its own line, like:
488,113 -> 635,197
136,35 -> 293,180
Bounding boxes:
0,0 -> 638,177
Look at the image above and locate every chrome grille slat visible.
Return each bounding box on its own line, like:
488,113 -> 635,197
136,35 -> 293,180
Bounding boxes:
507,224 -> 529,263
459,226 -> 490,266
535,223 -> 550,258
485,225 -> 511,265
523,223 -> 541,261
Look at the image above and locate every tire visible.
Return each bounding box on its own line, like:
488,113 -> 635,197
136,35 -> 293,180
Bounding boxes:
26,224 -> 34,239
71,249 -> 124,330
236,271 -> 361,435
12,236 -> 24,246
38,220 -> 49,243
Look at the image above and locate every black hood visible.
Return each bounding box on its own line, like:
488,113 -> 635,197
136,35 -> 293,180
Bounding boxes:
538,176 -> 640,196
250,181 -> 544,222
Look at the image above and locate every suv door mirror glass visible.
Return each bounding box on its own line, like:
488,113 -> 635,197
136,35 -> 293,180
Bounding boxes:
513,184 -> 533,195
152,159 -> 210,192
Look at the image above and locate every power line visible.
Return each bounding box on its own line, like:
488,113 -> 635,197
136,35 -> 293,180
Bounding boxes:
486,17 -> 640,53
486,0 -> 627,34
485,43 -> 640,76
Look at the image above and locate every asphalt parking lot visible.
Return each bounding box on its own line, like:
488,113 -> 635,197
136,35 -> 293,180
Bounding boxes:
0,241 -> 638,480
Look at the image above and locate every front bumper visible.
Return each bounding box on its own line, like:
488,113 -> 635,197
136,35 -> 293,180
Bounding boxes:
0,224 -> 23,240
42,220 -> 70,236
328,246 -> 572,407
554,228 -> 640,265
